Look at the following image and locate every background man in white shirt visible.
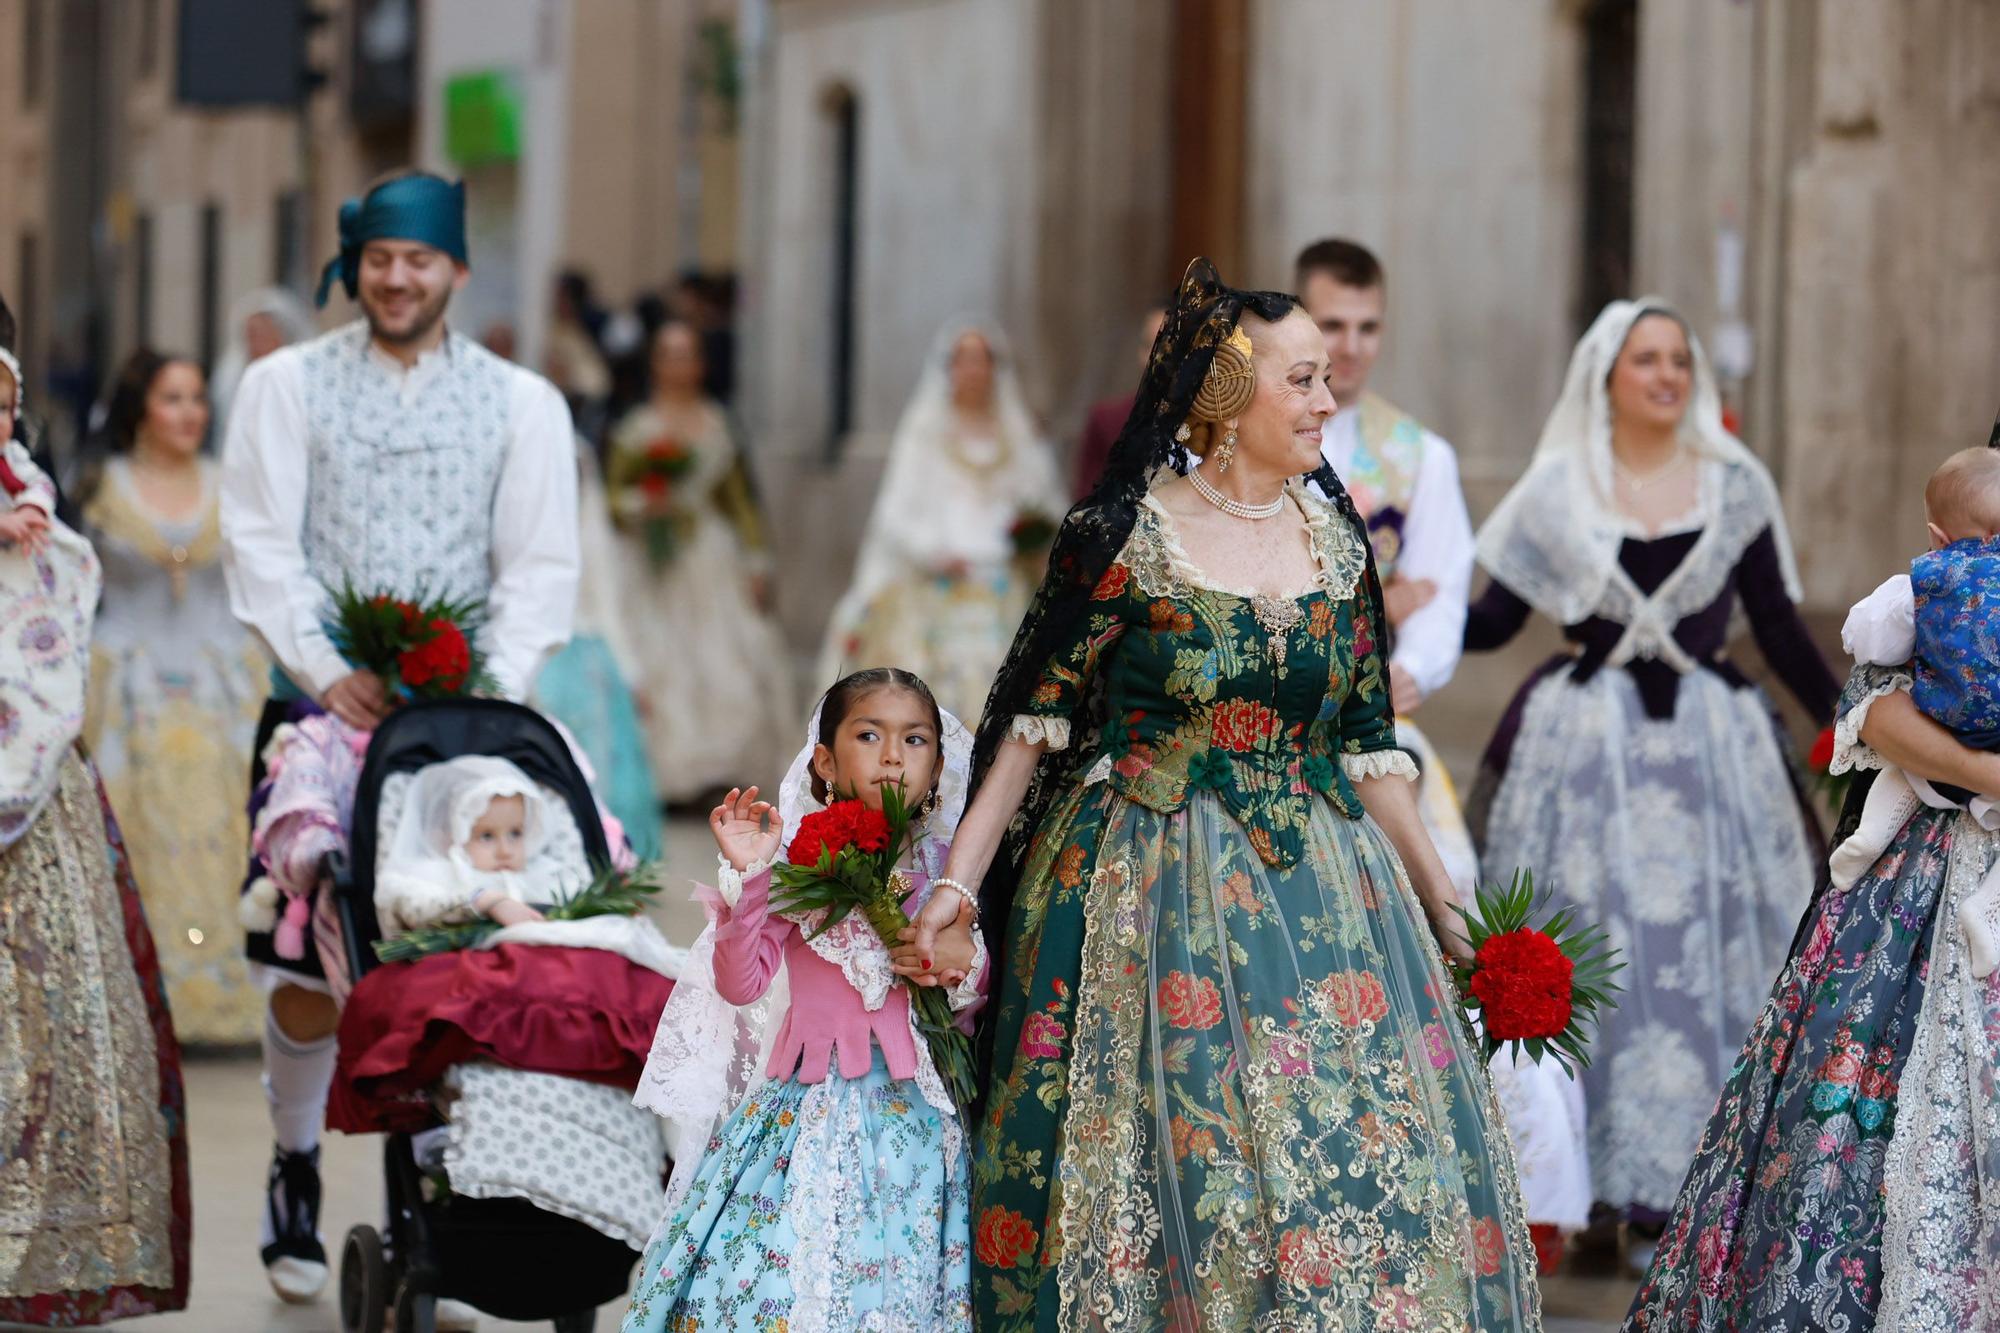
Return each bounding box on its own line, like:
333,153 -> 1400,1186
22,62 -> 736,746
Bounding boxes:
1297,239 -> 1478,898
1296,238 -> 1475,719
219,170 -> 579,1306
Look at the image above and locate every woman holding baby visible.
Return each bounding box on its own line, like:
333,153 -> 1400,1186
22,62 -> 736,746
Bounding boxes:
1621,432 -> 2000,1323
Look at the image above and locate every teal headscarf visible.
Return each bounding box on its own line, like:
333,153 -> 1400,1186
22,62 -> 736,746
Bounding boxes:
315,175 -> 469,308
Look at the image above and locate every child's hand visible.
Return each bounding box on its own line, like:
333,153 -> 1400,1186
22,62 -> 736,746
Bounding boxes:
0,507 -> 50,553
485,897 -> 545,928
892,896 -> 976,987
711,786 -> 780,872
471,889 -> 544,928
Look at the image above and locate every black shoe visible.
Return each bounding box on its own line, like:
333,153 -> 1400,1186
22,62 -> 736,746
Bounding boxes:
261,1144 -> 328,1303
1567,1200 -> 1624,1278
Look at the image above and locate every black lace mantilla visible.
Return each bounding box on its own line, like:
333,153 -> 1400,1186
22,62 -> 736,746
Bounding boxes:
966,257 -> 1383,1084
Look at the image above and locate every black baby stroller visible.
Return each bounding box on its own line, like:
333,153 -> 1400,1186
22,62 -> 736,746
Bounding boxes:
331,698 -> 641,1333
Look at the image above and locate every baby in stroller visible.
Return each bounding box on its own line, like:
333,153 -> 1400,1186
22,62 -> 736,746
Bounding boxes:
374,756 -> 553,933
253,700 -> 681,1333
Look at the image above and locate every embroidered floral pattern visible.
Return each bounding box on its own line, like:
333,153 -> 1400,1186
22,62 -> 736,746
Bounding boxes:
623,1054 -> 971,1333
1626,666 -> 2000,1331
1008,492 -> 1395,869
972,490 -> 1539,1330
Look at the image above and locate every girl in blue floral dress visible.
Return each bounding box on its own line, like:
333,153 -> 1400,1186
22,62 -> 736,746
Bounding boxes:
627,669 -> 987,1332
911,260 -> 1541,1331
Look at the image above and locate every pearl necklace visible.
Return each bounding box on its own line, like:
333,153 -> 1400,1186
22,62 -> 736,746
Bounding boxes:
1612,444 -> 1688,492
1189,465 -> 1285,520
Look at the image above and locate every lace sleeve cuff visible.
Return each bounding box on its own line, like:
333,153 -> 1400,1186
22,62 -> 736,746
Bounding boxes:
1342,749 -> 1419,784
1832,670 -> 1912,776
1008,715 -> 1071,751
949,929 -> 991,1013
714,855 -> 772,909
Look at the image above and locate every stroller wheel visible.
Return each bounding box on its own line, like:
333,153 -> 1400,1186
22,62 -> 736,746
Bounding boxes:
552,1311 -> 597,1332
395,1284 -> 437,1333
338,1225 -> 389,1333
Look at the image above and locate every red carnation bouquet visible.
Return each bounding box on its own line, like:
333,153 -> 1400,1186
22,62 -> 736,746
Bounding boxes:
767,782 -> 977,1111
1008,509 -> 1060,560
1805,724 -> 1856,815
1451,869 -> 1622,1074
328,580 -> 495,701
615,436 -> 699,571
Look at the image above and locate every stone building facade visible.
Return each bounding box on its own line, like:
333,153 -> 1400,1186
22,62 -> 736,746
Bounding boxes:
1,0 -> 1992,660
741,0 -> 2000,639
0,0 -> 736,433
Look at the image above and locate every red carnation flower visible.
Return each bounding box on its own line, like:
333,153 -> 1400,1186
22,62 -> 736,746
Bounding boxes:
1468,928 -> 1574,1041
397,618 -> 472,691
787,799 -> 892,868
850,804 -> 892,853
1156,970 -> 1223,1030
1210,699 -> 1281,752
788,803 -> 856,868
1808,725 -> 1837,774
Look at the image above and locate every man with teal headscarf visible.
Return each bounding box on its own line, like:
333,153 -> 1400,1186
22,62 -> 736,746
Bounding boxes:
218,169 -> 580,1309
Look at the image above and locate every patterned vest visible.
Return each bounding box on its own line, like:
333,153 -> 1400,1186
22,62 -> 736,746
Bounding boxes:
1340,393 -> 1429,583
298,324 -> 511,606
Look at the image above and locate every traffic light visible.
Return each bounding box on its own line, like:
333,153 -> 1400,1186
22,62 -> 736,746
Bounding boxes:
175,0 -> 330,108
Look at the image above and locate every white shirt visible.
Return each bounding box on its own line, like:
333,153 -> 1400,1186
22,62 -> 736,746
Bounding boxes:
1842,572 -> 1917,667
219,333 -> 580,702
1320,405 -> 1475,701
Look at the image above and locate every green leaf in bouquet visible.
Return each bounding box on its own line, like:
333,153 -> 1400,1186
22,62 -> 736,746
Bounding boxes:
373,919 -> 500,963
548,861 -> 667,920
374,860 -> 665,964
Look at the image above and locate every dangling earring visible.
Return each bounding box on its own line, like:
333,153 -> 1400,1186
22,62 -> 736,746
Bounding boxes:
1175,423 -> 1192,445
1214,428 -> 1239,473
918,787 -> 940,825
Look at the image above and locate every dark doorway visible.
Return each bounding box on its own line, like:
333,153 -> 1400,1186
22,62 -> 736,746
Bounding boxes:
1579,0 -> 1638,329
1166,0 -> 1249,284
823,84 -> 860,462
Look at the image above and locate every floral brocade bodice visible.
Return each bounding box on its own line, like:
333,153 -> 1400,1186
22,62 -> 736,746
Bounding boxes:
1016,483 -> 1406,870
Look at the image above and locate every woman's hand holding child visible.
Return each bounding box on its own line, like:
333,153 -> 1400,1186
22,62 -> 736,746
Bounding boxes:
0,506 -> 49,553
892,896 -> 976,987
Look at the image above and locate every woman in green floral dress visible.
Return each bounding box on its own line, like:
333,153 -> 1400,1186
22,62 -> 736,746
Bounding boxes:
910,261 -> 1541,1330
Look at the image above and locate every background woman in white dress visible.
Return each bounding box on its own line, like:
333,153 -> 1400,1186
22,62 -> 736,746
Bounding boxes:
1463,300 -> 1836,1270
818,321 -> 1066,725
608,320 -> 791,801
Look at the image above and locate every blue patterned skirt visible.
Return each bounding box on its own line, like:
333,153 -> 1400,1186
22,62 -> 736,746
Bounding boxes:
1624,801 -> 1958,1330
623,1050 -> 972,1333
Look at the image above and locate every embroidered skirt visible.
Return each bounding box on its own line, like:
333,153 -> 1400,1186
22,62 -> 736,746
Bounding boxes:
0,750 -> 190,1325
623,1051 -> 972,1333
973,783 -> 1542,1332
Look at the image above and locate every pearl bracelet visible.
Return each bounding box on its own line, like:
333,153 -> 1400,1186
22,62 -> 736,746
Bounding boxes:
932,877 -> 980,927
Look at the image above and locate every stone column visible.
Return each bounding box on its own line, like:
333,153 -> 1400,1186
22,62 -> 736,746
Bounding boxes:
1778,0 -> 2000,608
